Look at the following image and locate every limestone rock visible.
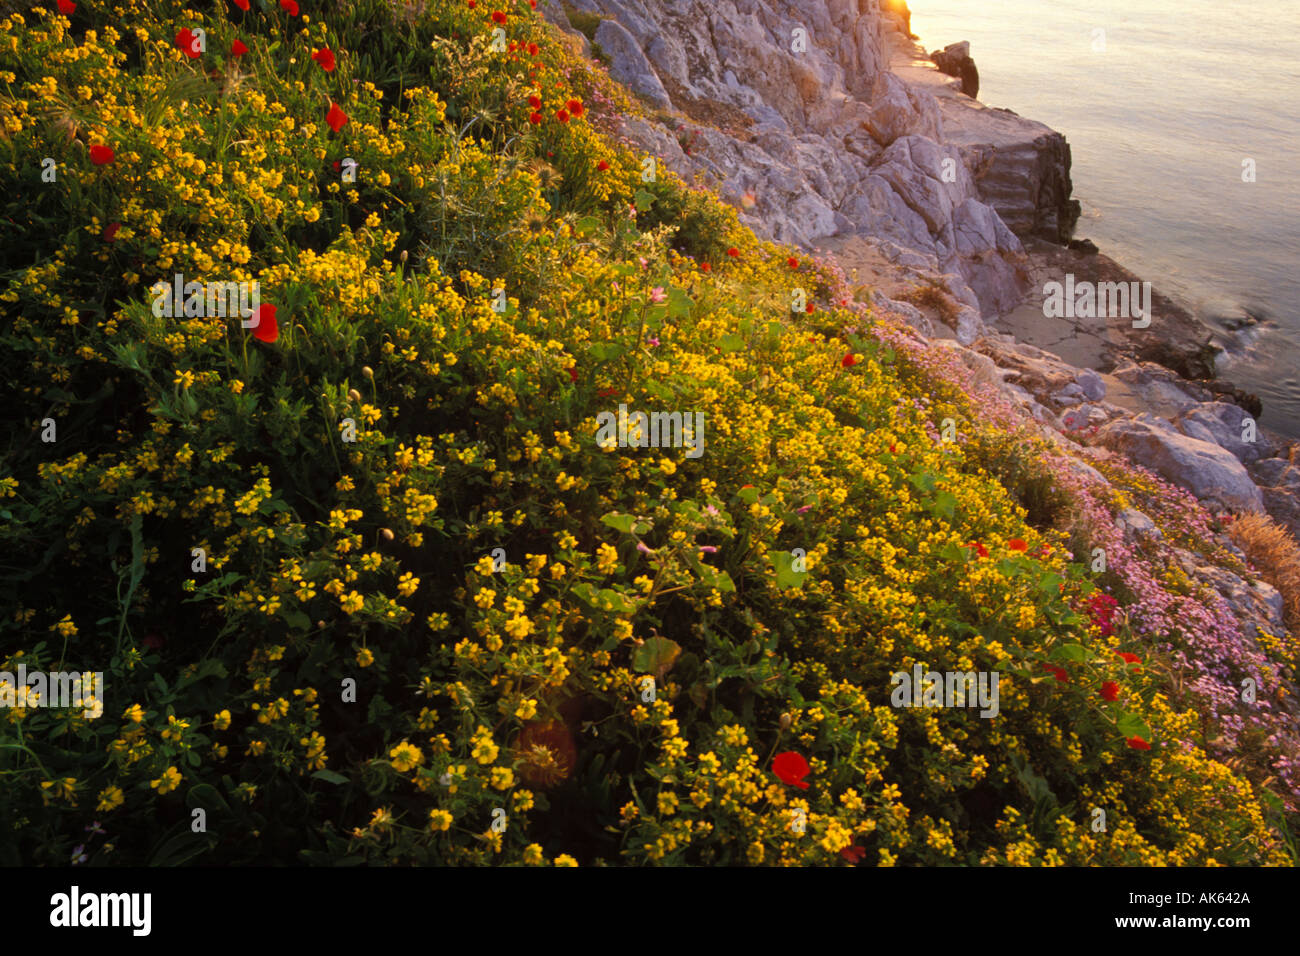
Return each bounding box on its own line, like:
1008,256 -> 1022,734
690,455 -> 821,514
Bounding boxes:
1096,413 -> 1265,513
594,20 -> 673,111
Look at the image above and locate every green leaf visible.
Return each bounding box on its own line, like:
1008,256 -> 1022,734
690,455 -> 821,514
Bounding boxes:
1117,713 -> 1152,742
718,333 -> 744,352
667,287 -> 692,319
773,551 -> 807,589
712,570 -> 736,593
737,486 -> 759,505
600,512 -> 636,535
1054,644 -> 1091,663
575,215 -> 601,236
908,471 -> 937,495
186,783 -> 230,813
633,636 -> 681,677
633,188 -> 657,212
933,490 -> 957,521
589,342 -> 624,361
312,769 -> 350,786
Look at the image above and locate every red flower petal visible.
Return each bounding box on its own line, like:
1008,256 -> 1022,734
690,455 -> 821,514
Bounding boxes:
1100,681 -> 1120,702
1008,538 -> 1028,552
528,111 -> 541,125
326,102 -> 349,133
786,257 -> 799,269
57,0 -> 76,14
231,39 -> 248,56
597,387 -> 618,397
528,94 -> 541,109
567,367 -> 578,383
102,222 -> 120,242
772,751 -> 811,789
726,247 -> 739,258
233,0 -> 250,10
528,43 -> 539,56
1117,652 -> 1142,665
312,48 -> 336,72
805,303 -> 814,314
597,159 -> 610,171
701,263 -> 710,272
841,353 -> 857,368
252,304 -> 279,343
492,10 -> 507,24
555,108 -> 569,123
175,29 -> 202,59
280,0 -> 299,15
566,98 -> 584,116
840,845 -> 866,863
1126,735 -> 1151,751
88,144 -> 114,166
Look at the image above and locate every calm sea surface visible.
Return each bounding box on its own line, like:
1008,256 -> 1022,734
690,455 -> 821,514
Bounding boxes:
909,0 -> 1300,437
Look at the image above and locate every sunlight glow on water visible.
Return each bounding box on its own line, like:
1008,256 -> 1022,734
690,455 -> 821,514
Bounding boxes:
908,0 -> 1300,436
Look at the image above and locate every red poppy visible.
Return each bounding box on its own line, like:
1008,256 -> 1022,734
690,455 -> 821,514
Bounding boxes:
231,39 -> 248,56
250,304 -> 279,343
102,222 -> 120,242
331,160 -> 341,171
597,159 -> 610,171
1008,538 -> 1028,552
555,108 -> 569,123
312,47 -> 336,72
1126,735 -> 1151,751
726,247 -> 739,258
514,720 -> 576,787
1116,652 -> 1141,666
786,257 -> 798,269
963,541 -> 989,558
57,0 -> 75,14
889,444 -> 897,453
566,98 -> 584,117
527,43 -> 539,56
492,10 -> 506,24
701,263 -> 711,272
508,40 -> 518,52
772,751 -> 810,790
840,844 -> 866,864
326,102 -> 348,133
842,353 -> 857,368
1041,662 -> 1069,683
88,144 -> 115,166
175,29 -> 202,58
528,94 -> 541,109
805,303 -> 815,314
467,0 -> 475,6
528,111 -> 541,125
232,0 -> 250,10
597,387 -> 618,397
1100,681 -> 1120,702
280,0 -> 299,14
567,367 -> 578,383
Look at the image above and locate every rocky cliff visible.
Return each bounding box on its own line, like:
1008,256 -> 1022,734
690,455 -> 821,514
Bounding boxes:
540,0 -> 1300,543
542,0 -> 1082,337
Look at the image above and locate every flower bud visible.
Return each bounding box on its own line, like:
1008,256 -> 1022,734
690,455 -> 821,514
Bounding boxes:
362,366 -> 373,379
347,388 -> 361,402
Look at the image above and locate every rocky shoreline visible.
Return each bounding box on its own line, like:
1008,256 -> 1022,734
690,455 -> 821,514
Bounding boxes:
539,0 -> 1300,539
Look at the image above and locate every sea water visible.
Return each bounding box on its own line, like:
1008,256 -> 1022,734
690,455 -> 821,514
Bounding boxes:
910,0 -> 1300,437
